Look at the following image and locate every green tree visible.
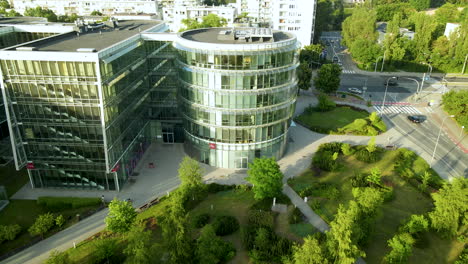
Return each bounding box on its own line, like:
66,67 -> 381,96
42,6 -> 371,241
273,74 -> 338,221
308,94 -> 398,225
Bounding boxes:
91,10 -> 103,16
203,0 -> 227,5
350,38 -> 382,65
178,156 -> 204,190
314,64 -> 342,94
429,177 -> 468,237
297,62 -> 312,90
28,213 -> 55,239
24,6 -> 58,22
45,250 -> 70,264
401,214 -> 429,234
341,143 -> 353,156
123,225 -> 153,264
182,13 -> 227,31
409,0 -> 430,11
55,215 -> 65,229
342,8 -> 378,47
410,12 -> 438,62
300,44 -> 324,65
246,157 -> 284,200
442,90 -> 468,129
195,224 -> 235,264
93,238 -> 119,264
352,187 -> 385,214
105,198 -> 137,233
326,203 -> 364,264
0,0 -> 10,9
419,171 -> 431,192
366,167 -> 382,187
317,93 -> 336,111
291,236 -> 329,264
384,233 -> 415,263
158,194 -> 193,263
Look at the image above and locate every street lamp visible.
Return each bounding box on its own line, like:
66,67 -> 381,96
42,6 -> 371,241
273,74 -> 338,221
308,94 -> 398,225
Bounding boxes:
460,126 -> 465,140
374,56 -> 383,72
381,76 -> 397,113
430,115 -> 455,168
400,77 -> 420,101
381,50 -> 387,72
462,54 -> 468,75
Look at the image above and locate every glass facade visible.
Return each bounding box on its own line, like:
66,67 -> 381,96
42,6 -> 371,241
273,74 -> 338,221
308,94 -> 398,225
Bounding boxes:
175,30 -> 299,169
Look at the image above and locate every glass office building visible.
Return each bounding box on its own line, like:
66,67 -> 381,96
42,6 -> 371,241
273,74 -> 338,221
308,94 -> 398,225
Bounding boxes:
174,28 -> 299,168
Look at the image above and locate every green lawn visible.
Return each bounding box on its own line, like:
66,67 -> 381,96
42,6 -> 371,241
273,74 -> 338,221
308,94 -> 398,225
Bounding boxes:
288,150 -> 464,264
295,106 -> 369,133
0,165 -> 28,198
0,199 -> 102,256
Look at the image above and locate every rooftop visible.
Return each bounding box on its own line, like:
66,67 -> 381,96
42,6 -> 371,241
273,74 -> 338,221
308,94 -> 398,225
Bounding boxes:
0,17 -> 48,25
180,28 -> 294,44
18,20 -> 161,52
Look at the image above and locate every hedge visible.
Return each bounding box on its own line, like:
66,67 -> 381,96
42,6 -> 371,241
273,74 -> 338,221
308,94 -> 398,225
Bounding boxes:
37,196 -> 101,212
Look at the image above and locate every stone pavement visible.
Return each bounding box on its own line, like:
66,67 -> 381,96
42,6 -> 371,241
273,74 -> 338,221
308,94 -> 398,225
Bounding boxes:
3,94 -> 459,264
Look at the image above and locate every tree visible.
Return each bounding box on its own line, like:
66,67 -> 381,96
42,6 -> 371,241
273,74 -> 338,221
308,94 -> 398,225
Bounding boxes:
366,167 -> 382,187
45,250 -> 70,264
300,44 -> 324,65
410,12 -> 438,62
195,224 -> 235,264
342,8 -> 378,47
178,156 -> 204,190
352,187 -> 385,214
246,157 -> 283,200
401,214 -> 429,234
349,38 -> 382,65
158,194 -> 193,263
317,93 -> 336,111
326,203 -> 364,264
409,0 -> 430,11
55,215 -> 65,229
28,213 -> 55,239
24,7 -> 58,22
181,13 -> 227,31
91,10 -> 103,16
93,238 -> 119,264
291,236 -> 329,264
297,62 -> 312,90
384,233 -> 415,263
314,64 -> 341,94
123,225 -> 153,264
429,177 -> 468,237
419,171 -> 431,192
442,90 -> 468,129
0,0 -> 10,9
203,0 -> 227,5
105,198 -> 137,233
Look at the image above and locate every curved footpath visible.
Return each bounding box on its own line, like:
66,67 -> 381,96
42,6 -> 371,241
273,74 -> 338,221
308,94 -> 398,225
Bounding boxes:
1,94 -> 463,264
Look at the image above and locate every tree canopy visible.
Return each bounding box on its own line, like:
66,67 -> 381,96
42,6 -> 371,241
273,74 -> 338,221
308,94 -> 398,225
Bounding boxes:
246,157 -> 283,200
313,64 -> 342,93
181,13 -> 227,31
24,7 -> 58,22
105,198 -> 137,233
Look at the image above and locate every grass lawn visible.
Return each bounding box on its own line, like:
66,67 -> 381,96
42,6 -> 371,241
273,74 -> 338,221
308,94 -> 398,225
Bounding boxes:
0,199 -> 102,256
295,106 -> 369,133
288,150 -> 464,264
0,165 -> 28,198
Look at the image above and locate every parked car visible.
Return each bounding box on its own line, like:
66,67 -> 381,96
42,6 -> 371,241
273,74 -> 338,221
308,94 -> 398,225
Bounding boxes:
347,87 -> 362,94
332,56 -> 339,62
407,115 -> 427,123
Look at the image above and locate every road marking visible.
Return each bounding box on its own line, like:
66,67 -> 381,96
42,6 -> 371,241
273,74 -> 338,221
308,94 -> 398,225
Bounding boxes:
424,107 -> 434,113
373,105 -> 422,115
342,70 -> 356,74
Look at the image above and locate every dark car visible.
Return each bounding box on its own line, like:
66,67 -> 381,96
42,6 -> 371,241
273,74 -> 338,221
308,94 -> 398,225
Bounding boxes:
385,79 -> 398,86
408,115 -> 427,123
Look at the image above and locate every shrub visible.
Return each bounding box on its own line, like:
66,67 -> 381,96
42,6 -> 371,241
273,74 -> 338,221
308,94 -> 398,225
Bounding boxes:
340,118 -> 368,134
289,207 -> 303,224
45,250 -> 70,264
37,196 -> 101,211
55,215 -> 65,229
373,119 -> 387,132
193,213 -> 210,228
0,224 -> 21,243
366,126 -> 379,136
318,142 -> 343,153
341,143 -> 354,156
350,171 -> 368,187
312,150 -> 339,171
317,93 -> 336,111
212,215 -> 239,236
92,238 -> 120,264
310,200 -> 321,211
355,146 -> 382,163
248,210 -> 274,229
29,213 -> 55,238
206,183 -> 235,193
400,215 -> 429,235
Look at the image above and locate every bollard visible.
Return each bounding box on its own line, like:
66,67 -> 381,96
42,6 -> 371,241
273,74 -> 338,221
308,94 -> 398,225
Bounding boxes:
73,242 -> 76,249
211,204 -> 213,210
273,197 -> 276,207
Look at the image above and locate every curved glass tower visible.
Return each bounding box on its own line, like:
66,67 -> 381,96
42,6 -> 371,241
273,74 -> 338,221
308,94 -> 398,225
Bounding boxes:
174,28 -> 299,169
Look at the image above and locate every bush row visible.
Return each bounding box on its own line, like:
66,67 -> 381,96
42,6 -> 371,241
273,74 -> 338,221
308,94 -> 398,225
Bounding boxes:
0,224 -> 21,244
37,196 -> 101,212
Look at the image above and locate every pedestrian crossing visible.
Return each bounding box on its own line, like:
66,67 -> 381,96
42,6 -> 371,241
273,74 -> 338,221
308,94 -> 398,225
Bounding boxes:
424,107 -> 434,113
342,70 -> 356,74
373,105 -> 422,115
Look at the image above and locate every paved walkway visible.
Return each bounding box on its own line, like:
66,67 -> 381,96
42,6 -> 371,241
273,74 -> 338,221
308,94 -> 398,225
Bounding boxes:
2,94 -> 460,264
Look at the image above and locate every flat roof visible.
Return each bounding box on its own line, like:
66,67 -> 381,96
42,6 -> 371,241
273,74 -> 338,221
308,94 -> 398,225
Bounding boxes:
21,20 -> 161,52
180,28 -> 294,44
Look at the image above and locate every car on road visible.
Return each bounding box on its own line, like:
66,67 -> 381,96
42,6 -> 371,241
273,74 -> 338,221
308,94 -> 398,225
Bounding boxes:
385,79 -> 398,86
347,87 -> 362,94
325,41 -> 330,46
407,115 -> 427,123
332,56 -> 339,62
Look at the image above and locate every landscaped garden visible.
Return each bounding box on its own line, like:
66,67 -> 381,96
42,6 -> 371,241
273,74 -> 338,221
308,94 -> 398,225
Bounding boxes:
295,94 -> 386,135
288,141 -> 467,264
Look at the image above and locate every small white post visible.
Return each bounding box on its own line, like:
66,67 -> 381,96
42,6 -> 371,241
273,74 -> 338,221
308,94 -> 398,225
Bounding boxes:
166,191 -> 169,196
304,197 -> 308,203
211,204 -> 213,210
273,197 -> 276,207
73,242 -> 76,249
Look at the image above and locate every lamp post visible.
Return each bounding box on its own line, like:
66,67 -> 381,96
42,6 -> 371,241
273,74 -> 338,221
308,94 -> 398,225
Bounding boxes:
400,77 -> 420,101
380,50 -> 387,72
462,54 -> 468,75
374,56 -> 383,72
460,126 -> 465,140
427,63 -> 433,77
430,115 -> 455,168
381,76 -> 397,113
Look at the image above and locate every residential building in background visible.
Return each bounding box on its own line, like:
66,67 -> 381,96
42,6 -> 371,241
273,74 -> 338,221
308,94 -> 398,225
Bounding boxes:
10,0 -> 158,16
0,18 -> 299,190
162,5 -> 237,32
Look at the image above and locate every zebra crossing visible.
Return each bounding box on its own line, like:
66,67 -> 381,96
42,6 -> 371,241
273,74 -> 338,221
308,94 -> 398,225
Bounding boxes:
373,105 -> 422,115
342,70 -> 356,74
424,107 -> 435,113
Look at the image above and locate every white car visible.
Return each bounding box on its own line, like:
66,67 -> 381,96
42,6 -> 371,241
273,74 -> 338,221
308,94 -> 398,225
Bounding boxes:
348,87 -> 363,94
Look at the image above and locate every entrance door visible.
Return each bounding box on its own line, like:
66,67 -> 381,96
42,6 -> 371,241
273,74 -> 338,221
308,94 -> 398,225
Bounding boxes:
162,125 -> 174,144
235,157 -> 248,169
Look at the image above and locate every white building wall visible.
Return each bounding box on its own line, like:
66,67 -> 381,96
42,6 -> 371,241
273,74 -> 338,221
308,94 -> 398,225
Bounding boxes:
11,0 -> 158,16
236,0 -> 271,25
271,0 -> 316,46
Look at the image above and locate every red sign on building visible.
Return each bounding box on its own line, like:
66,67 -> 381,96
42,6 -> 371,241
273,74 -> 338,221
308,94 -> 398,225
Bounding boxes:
209,143 -> 216,149
111,163 -> 120,172
26,162 -> 35,169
